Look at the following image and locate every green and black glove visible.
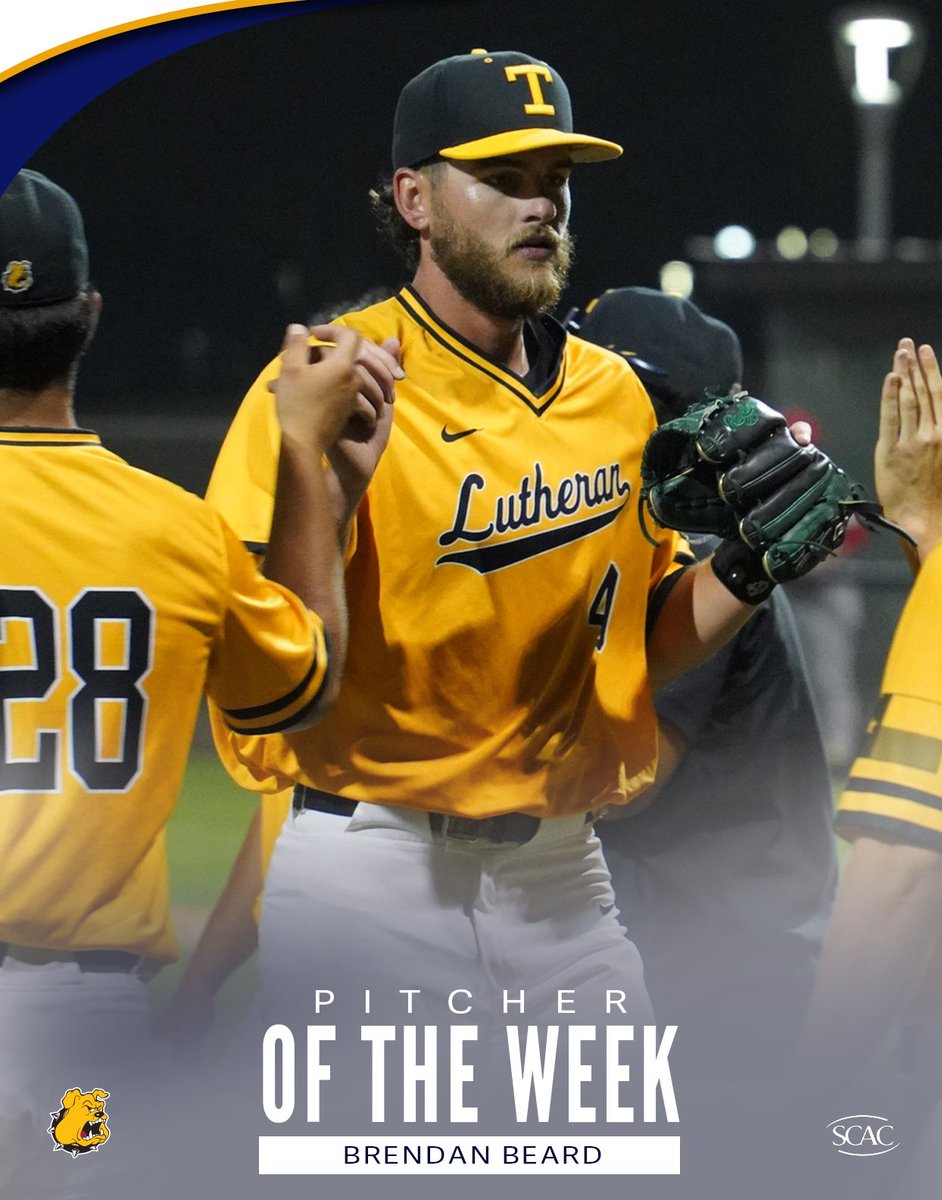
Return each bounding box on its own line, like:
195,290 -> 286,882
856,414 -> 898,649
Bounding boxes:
640,390 -> 909,603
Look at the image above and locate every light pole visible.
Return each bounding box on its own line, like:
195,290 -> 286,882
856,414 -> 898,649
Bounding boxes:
832,8 -> 926,259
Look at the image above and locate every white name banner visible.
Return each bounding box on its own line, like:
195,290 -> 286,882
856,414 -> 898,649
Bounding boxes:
259,1135 -> 681,1175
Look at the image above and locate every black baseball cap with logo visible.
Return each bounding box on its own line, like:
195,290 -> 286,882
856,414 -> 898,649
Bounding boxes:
392,49 -> 622,170
579,287 -> 743,416
0,170 -> 89,308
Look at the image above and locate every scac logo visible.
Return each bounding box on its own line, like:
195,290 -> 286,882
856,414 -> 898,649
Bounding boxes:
827,1114 -> 900,1157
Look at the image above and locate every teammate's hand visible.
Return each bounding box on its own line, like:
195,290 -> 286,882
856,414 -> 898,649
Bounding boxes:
154,980 -> 216,1050
321,326 -> 402,438
875,338 -> 942,561
324,333 -> 402,533
268,324 -> 401,531
270,322 -> 400,448
271,323 -> 369,452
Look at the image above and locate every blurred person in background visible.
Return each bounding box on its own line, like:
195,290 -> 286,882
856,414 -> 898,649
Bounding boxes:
782,405 -> 868,774
579,286 -> 836,1090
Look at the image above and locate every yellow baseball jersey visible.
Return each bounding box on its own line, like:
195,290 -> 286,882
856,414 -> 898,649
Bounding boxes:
837,541 -> 942,850
0,428 -> 328,961
208,287 -> 688,819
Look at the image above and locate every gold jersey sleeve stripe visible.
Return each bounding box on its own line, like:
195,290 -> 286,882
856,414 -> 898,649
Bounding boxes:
221,644 -> 326,721
866,725 -> 942,773
835,809 -> 942,852
224,679 -> 329,735
842,774 -> 942,814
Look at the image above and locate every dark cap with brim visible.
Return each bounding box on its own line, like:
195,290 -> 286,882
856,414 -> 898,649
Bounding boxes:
579,287 -> 743,415
0,170 -> 89,308
393,49 -> 622,170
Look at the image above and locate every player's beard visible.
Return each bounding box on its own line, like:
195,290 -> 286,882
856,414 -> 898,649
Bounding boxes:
429,205 -> 574,320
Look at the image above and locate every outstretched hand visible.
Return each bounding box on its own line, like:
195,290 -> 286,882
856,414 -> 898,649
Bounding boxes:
875,338 -> 942,562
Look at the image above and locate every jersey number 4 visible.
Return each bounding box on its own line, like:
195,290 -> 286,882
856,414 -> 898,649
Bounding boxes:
588,564 -> 620,651
0,587 -> 153,794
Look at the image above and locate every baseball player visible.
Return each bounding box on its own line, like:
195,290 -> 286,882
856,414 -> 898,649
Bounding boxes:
0,169 -> 394,1195
578,287 -> 837,1087
776,339 -> 942,1200
203,50 -> 846,1089
799,339 -> 942,1087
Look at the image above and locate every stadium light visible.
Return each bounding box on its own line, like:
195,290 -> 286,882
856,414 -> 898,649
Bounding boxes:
713,226 -> 756,260
809,228 -> 840,259
832,7 -> 926,256
775,227 -> 809,260
659,260 -> 695,298
842,17 -> 913,104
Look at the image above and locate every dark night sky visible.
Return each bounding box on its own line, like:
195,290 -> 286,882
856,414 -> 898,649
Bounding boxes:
25,0 -> 942,412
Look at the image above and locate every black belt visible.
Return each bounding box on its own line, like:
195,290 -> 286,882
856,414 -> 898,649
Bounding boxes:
427,811 -> 541,845
293,785 -> 542,845
293,786 -> 357,818
0,944 -> 142,972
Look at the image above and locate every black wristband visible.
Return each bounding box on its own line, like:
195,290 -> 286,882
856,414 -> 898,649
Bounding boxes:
711,538 -> 777,605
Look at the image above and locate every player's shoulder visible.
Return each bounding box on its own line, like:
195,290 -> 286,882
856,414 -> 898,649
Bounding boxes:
563,331 -> 655,430
333,291 -> 407,341
99,444 -> 230,549
242,290 -> 407,397
566,331 -> 649,386
883,541 -> 942,703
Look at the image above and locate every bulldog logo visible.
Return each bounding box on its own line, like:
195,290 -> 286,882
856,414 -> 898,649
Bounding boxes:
1,260 -> 33,294
48,1087 -> 110,1157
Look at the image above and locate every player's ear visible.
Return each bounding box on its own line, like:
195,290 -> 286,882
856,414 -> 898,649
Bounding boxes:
81,289 -> 102,352
393,167 -> 432,233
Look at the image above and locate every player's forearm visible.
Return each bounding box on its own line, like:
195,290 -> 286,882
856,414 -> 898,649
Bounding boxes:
325,449 -> 369,543
265,437 -> 348,711
180,809 -> 264,995
157,810 -> 264,1044
796,836 -> 942,1085
646,558 -> 754,691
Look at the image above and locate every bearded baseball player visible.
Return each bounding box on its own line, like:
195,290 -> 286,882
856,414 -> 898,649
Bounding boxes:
204,50 -> 867,1093
0,169 -> 395,1196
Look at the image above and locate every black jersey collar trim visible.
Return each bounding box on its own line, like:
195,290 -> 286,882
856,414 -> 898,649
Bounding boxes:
0,426 -> 101,447
396,286 -> 567,416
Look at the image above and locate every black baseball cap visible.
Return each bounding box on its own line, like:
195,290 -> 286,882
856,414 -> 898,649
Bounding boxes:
0,170 -> 89,308
579,287 -> 743,414
392,49 -> 622,170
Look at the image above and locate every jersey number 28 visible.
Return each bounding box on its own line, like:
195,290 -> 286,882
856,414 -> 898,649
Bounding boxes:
0,587 -> 153,794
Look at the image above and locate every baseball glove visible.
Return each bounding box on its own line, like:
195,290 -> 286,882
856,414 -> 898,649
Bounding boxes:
640,390 -> 909,601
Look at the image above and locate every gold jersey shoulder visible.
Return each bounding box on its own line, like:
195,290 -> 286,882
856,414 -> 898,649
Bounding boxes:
0,431 -> 326,959
208,289 -> 686,819
837,543 -> 942,850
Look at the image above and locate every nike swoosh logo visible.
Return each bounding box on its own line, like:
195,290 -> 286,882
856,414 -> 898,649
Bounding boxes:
441,426 -> 481,443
